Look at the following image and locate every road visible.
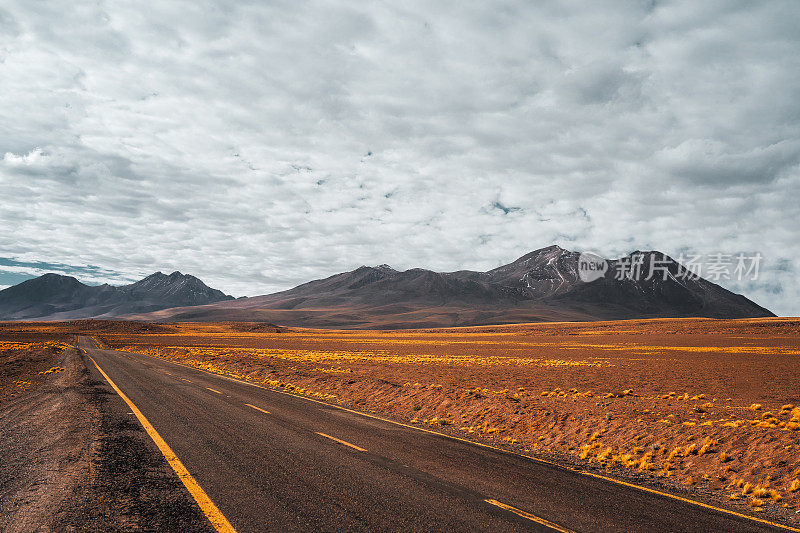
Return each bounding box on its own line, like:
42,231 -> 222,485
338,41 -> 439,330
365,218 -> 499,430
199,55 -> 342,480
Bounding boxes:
78,337 -> 794,532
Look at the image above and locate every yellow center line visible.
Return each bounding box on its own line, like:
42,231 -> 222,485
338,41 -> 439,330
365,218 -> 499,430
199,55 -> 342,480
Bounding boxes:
85,353 -> 236,533
107,344 -> 800,533
245,403 -> 270,414
316,432 -> 367,452
206,387 -> 222,394
484,499 -> 574,532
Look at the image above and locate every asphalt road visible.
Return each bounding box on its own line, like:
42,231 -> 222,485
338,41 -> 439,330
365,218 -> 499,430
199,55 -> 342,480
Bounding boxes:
77,337 -> 792,533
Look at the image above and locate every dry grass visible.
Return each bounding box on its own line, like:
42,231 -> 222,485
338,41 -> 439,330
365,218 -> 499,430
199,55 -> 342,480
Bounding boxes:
0,341 -> 72,353
0,337 -> 74,402
73,316 -> 800,518
38,366 -> 65,375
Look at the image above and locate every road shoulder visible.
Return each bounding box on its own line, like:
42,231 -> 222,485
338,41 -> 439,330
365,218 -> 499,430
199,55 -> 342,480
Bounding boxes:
0,341 -> 213,532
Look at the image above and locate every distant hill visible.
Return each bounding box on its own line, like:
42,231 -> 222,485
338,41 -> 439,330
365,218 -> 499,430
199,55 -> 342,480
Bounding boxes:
125,246 -> 774,328
0,271 -> 233,320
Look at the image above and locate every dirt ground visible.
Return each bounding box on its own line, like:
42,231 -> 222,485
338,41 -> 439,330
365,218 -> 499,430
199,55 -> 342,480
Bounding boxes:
83,316 -> 800,525
0,340 -> 94,531
0,329 -> 211,532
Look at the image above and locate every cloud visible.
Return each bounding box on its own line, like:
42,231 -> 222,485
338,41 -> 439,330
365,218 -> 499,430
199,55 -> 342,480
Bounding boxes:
0,0 -> 798,314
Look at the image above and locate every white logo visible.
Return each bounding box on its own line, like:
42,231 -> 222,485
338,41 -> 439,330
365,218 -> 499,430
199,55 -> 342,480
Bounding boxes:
578,252 -> 608,282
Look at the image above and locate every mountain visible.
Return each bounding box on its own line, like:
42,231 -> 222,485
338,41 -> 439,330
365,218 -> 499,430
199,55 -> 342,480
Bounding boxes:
0,271 -> 233,320
125,246 -> 774,328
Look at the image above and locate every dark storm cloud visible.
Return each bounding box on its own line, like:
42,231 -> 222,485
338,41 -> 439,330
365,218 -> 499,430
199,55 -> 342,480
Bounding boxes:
0,0 -> 798,313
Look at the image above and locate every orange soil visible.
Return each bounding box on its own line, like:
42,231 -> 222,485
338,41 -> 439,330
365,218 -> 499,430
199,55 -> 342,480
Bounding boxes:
0,329 -> 74,403
5,317 -> 800,523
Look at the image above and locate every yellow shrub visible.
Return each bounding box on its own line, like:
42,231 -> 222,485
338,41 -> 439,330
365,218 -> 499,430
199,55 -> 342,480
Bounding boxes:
723,420 -> 745,428
613,453 -> 634,466
697,438 -> 715,456
579,445 -> 592,460
754,419 -> 778,429
666,448 -> 679,461
749,403 -> 762,410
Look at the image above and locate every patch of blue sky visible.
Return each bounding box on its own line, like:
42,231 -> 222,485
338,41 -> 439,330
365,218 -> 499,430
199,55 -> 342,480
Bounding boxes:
0,258 -> 136,288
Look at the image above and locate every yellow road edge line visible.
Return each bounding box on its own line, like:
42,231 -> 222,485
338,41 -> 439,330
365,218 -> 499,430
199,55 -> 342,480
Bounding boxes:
182,378 -> 192,382
316,432 -> 366,452
101,341 -> 800,533
245,403 -> 270,415
314,399 -> 800,532
206,387 -> 222,394
263,386 -> 800,532
484,499 -> 575,533
85,353 -> 237,533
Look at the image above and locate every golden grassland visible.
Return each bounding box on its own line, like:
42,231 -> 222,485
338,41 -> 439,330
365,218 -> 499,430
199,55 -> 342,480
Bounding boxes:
0,341 -> 72,397
3,317 -> 798,521
0,341 -> 72,352
89,317 -> 800,520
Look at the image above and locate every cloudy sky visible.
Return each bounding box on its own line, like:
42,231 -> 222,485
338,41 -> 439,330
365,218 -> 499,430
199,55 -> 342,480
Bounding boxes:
1,1 -> 798,314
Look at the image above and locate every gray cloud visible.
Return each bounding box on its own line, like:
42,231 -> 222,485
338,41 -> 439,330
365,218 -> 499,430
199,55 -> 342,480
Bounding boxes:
0,0 -> 798,315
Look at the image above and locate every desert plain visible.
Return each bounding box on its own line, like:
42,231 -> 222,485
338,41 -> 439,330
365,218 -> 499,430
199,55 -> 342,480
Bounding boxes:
2,316 -> 799,526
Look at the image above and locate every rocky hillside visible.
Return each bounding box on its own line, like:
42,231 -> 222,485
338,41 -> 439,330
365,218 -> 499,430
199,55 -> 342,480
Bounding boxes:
123,246 -> 774,328
0,271 -> 233,320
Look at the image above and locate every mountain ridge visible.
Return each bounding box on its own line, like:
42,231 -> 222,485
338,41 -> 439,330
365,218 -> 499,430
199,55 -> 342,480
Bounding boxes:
0,271 -> 233,320
124,246 -> 774,328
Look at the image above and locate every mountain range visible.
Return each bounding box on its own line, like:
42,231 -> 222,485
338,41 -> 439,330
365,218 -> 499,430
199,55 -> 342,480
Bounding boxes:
0,271 -> 233,320
121,245 -> 774,328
